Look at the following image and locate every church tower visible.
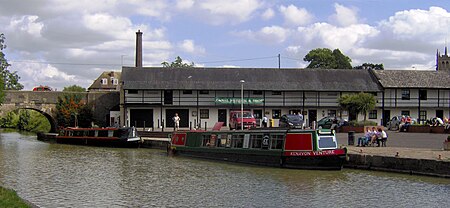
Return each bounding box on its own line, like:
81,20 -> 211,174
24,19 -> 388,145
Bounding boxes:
437,46 -> 450,71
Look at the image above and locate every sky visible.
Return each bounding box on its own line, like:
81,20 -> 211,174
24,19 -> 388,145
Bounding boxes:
1,0 -> 450,91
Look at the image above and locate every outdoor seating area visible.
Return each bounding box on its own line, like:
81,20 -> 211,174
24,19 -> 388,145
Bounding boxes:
356,126 -> 388,147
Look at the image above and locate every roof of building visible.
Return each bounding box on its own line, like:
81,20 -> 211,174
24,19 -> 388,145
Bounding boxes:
121,67 -> 382,92
88,71 -> 121,91
371,70 -> 450,89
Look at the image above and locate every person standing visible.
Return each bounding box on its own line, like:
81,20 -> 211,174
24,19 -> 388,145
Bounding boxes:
173,113 -> 180,131
262,115 -> 268,128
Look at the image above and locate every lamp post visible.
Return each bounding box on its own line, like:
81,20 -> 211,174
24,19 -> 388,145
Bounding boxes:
240,80 -> 245,130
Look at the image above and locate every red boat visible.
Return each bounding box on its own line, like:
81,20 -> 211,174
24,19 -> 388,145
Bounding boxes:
169,128 -> 347,170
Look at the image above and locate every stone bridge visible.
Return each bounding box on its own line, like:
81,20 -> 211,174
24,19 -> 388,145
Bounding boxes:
0,90 -> 120,132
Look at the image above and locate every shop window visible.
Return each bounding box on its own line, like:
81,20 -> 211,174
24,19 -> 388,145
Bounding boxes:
127,89 -> 138,94
369,110 -> 377,119
200,109 -> 209,119
328,110 -> 336,117
253,90 -> 262,95
401,89 -> 410,100
272,109 -> 281,119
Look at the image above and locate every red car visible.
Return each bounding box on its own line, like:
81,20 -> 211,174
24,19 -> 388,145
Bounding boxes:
229,110 -> 256,130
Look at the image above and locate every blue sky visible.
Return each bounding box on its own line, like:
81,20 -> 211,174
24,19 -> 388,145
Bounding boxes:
0,0 -> 449,90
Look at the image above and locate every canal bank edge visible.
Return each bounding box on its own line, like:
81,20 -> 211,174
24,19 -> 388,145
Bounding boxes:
0,186 -> 38,208
345,154 -> 450,178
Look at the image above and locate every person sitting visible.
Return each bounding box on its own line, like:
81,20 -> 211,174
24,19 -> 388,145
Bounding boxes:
376,128 -> 388,147
434,117 -> 444,126
398,115 -> 406,132
400,116 -> 412,132
357,127 -> 372,147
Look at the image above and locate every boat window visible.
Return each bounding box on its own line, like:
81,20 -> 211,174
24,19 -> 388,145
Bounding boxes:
318,136 -> 337,149
217,134 -> 227,148
270,134 -> 284,150
250,134 -> 263,149
202,135 -> 211,147
68,130 -> 73,137
73,131 -> 84,137
108,130 -> 114,137
231,134 -> 244,148
98,130 -> 109,137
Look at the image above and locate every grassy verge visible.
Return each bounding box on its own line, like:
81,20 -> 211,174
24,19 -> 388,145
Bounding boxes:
0,186 -> 30,208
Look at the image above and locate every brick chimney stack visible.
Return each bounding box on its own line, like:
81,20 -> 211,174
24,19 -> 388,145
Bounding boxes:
135,30 -> 143,68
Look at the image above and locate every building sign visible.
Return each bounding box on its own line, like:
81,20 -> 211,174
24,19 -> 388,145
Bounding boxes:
215,97 -> 264,105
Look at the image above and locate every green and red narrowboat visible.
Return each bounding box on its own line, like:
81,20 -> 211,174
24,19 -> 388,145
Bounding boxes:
169,128 -> 347,170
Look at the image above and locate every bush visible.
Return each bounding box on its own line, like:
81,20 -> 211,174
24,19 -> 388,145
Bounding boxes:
348,120 -> 377,127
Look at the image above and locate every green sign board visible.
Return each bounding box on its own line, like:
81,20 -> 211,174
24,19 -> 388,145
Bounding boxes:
215,97 -> 264,105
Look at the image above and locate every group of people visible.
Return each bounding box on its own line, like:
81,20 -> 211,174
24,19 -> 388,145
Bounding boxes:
399,115 -> 413,132
357,127 -> 388,147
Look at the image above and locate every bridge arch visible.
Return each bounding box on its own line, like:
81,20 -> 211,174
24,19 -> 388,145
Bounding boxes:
11,108 -> 58,133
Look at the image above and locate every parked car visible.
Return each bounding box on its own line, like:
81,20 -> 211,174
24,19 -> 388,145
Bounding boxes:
317,116 -> 348,130
279,114 -> 304,128
386,116 -> 417,130
229,110 -> 256,130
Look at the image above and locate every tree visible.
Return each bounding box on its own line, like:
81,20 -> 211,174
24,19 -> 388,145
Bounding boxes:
56,93 -> 93,127
338,92 -> 376,121
161,56 -> 194,68
353,63 -> 384,70
0,34 -> 24,90
303,48 -> 352,69
63,85 -> 86,92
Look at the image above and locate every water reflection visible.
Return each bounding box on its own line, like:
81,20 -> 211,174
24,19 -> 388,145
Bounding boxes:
0,130 -> 449,207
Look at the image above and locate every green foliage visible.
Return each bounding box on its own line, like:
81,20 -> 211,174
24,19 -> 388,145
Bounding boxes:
354,63 -> 384,70
348,120 -> 377,127
161,56 -> 194,68
0,186 -> 30,208
0,76 -> 4,103
303,48 -> 352,69
338,92 -> 376,121
0,34 -> 24,91
63,85 -> 86,92
0,109 -> 51,132
56,93 -> 93,127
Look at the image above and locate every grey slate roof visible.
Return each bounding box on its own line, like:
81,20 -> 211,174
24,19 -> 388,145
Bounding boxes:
372,70 -> 450,89
121,67 -> 382,92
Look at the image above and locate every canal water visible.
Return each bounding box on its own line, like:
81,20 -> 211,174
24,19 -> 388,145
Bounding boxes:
1,130 -> 449,208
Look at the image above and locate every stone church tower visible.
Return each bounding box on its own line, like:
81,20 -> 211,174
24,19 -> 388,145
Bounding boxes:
436,46 -> 450,71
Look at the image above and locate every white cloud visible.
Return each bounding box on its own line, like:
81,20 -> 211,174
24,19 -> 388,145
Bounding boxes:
261,8 -> 275,20
279,5 -> 313,27
329,3 -> 359,26
234,26 -> 290,44
197,0 -> 262,25
176,0 -> 194,10
178,39 -> 205,54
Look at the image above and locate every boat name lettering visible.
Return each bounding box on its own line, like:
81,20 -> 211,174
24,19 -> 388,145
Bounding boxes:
288,150 -> 336,156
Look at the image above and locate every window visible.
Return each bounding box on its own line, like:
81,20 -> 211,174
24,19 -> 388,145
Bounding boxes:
253,90 -> 262,95
328,110 -> 336,117
112,79 -> 119,85
272,109 -> 281,119
127,89 -> 138,94
200,109 -> 209,119
419,111 -> 427,122
250,134 -> 263,148
101,78 -> 108,85
199,90 -> 209,94
231,134 -> 244,148
369,110 -> 377,119
401,89 -> 410,100
272,91 -> 282,95
270,134 -> 284,150
419,89 -> 427,100
401,111 -> 410,116
182,90 -> 192,94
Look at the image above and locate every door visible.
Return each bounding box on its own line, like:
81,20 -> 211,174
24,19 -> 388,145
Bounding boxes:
164,90 -> 173,105
218,109 -> 227,126
436,110 -> 444,119
383,110 -> 390,126
308,110 -> 317,128
166,109 -> 189,128
130,109 -> 153,128
253,109 -> 262,127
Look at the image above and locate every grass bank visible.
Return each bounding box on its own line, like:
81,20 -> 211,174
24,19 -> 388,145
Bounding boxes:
0,186 -> 30,208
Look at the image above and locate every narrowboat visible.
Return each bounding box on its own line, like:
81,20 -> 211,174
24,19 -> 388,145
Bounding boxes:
169,128 -> 347,170
54,127 -> 140,147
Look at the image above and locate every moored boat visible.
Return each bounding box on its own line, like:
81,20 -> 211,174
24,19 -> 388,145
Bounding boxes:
169,128 -> 347,170
54,127 -> 140,147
